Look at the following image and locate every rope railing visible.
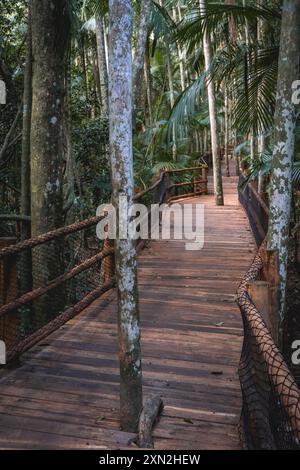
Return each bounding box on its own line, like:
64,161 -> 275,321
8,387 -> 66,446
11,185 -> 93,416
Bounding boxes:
0,165 -> 208,363
237,248 -> 300,449
237,178 -> 300,449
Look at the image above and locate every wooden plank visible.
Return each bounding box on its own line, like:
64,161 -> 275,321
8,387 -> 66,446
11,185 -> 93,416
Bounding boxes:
0,167 -> 255,450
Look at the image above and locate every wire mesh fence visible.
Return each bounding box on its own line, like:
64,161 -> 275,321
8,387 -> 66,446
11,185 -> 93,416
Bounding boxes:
237,251 -> 300,449
0,217 -> 115,362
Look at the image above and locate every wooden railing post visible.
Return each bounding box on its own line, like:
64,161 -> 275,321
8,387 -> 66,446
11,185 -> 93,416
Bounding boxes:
165,172 -> 171,203
260,248 -> 280,345
102,238 -> 115,283
248,281 -> 273,336
202,166 -> 208,195
193,169 -> 198,196
0,238 -> 18,351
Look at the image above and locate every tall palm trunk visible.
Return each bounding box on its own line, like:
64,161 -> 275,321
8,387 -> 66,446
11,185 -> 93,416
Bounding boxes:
109,0 -> 143,433
132,0 -> 151,128
224,83 -> 230,177
173,5 -> 185,92
95,14 -> 109,117
267,0 -> 300,337
144,35 -> 153,126
199,0 -> 224,205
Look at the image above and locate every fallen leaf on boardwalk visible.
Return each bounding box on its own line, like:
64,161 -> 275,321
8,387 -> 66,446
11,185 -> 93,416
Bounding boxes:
215,322 -> 224,327
96,416 -> 106,423
184,418 -> 194,424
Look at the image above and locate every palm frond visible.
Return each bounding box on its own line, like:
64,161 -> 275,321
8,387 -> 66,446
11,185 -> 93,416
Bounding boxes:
177,2 -> 281,52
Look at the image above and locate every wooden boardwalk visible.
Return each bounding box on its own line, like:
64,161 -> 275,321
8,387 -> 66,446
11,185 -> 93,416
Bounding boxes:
0,172 -> 255,449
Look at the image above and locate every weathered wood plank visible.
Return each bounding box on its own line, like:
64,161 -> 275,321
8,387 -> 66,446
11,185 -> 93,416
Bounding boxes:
0,168 -> 255,450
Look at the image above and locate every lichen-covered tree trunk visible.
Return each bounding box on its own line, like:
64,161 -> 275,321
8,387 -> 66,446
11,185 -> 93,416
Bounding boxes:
199,0 -> 224,205
267,0 -> 300,333
109,0 -> 143,433
31,0 -> 70,321
95,14 -> 109,117
132,0 -> 151,128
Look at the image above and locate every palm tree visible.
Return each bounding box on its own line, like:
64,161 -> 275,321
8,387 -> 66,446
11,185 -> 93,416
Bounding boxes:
199,0 -> 224,205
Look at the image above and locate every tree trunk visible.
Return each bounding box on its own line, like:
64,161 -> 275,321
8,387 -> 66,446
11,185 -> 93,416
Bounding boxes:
224,83 -> 230,177
109,0 -> 143,433
144,36 -> 153,126
257,0 -> 267,193
21,1 -> 32,240
95,14 -> 109,117
132,0 -> 151,128
199,0 -> 224,205
173,5 -> 185,92
267,0 -> 300,336
20,0 -> 33,297
31,0 -> 70,320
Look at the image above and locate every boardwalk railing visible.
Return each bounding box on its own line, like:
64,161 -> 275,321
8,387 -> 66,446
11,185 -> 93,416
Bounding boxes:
0,165 -> 207,363
237,179 -> 300,449
238,174 -> 269,246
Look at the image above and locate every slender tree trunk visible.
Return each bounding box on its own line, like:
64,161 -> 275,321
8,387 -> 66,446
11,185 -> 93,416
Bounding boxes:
224,83 -> 230,177
257,0 -> 267,193
173,6 -> 185,92
132,0 -> 151,128
267,0 -> 300,336
20,0 -> 33,297
199,0 -> 224,205
258,134 -> 266,192
81,34 -> 89,111
144,36 -> 153,126
95,14 -> 109,117
109,0 -> 143,433
21,0 -> 32,241
166,45 -> 177,160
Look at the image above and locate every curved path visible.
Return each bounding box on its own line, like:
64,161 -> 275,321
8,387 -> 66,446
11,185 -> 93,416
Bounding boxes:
0,172 -> 255,449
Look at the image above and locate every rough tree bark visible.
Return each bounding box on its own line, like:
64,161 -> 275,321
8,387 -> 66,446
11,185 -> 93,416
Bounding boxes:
20,0 -> 33,295
109,0 -> 143,433
30,0 -> 70,320
267,0 -> 300,334
132,0 -> 151,128
199,0 -> 224,205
